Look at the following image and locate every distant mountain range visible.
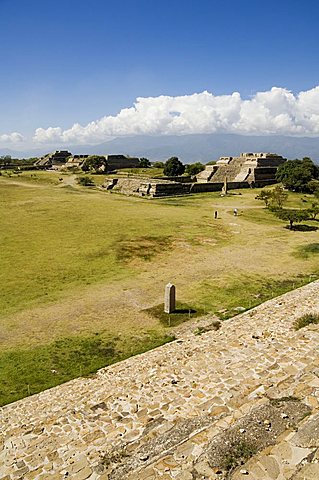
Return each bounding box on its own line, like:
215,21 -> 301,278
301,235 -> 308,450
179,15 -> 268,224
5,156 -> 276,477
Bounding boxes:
1,134 -> 319,163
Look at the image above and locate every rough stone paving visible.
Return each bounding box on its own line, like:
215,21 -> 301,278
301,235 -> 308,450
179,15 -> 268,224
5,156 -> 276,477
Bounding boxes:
1,281 -> 319,479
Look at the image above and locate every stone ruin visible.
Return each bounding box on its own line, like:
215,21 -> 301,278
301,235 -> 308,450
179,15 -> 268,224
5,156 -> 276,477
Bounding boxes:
63,154 -> 90,170
102,152 -> 286,198
35,153 -> 140,172
103,177 -> 191,197
105,154 -> 140,171
196,152 -> 287,187
34,150 -> 72,169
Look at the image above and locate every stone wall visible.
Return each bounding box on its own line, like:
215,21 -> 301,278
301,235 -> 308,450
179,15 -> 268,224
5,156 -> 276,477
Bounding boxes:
190,182 -> 223,193
103,177 -> 192,197
106,155 -> 140,170
103,177 -> 253,197
35,151 -> 72,169
159,176 -> 192,183
1,281 -> 319,479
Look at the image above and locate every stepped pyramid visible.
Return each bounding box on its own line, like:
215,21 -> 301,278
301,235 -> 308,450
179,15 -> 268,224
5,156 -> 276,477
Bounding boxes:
197,152 -> 286,188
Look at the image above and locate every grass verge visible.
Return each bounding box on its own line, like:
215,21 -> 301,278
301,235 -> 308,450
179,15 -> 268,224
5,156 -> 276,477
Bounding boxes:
0,330 -> 175,406
191,273 -> 318,320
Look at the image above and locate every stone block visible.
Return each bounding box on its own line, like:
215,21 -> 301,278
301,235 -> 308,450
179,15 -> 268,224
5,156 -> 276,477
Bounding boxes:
164,283 -> 175,314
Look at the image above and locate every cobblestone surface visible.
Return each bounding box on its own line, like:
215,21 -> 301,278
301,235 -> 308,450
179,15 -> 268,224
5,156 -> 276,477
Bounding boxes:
1,281 -> 319,479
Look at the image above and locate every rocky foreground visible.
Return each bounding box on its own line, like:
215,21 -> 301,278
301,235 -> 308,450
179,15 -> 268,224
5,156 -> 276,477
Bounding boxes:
1,281 -> 319,479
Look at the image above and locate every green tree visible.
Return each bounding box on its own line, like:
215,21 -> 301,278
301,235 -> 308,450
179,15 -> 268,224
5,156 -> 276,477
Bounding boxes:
269,185 -> 288,209
0,155 -> 12,167
276,157 -> 319,192
163,157 -> 185,176
255,189 -> 273,207
307,203 -> 319,220
274,209 -> 310,229
139,157 -> 151,168
308,179 -> 319,197
82,156 -> 107,173
185,162 -> 205,176
152,161 -> 164,168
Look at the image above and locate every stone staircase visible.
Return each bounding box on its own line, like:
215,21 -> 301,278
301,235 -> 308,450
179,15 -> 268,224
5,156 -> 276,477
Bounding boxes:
196,167 -> 216,183
1,282 -> 319,479
233,168 -> 252,182
205,159 -> 246,183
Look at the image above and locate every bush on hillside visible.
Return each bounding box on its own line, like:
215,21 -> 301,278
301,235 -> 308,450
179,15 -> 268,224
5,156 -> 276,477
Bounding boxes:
77,176 -> 94,186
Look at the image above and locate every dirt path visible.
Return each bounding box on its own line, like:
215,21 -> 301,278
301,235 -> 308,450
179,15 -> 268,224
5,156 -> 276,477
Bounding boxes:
59,174 -> 77,187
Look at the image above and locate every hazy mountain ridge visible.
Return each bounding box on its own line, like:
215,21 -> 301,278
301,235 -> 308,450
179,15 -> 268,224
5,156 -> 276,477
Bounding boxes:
1,134 -> 319,163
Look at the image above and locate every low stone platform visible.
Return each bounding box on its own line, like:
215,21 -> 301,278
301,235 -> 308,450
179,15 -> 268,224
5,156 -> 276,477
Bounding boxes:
1,281 -> 319,479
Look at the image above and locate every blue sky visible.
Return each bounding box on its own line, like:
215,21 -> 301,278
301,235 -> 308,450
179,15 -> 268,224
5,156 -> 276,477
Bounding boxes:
1,0 -> 319,147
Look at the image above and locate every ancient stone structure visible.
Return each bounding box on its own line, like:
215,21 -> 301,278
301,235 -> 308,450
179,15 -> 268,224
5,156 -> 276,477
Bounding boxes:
103,177 -> 191,197
34,151 -> 72,170
1,281 -> 319,479
63,154 -> 89,169
102,152 -> 286,198
164,283 -> 175,313
105,155 -> 140,171
197,152 -> 286,187
103,175 -> 260,198
35,153 -> 141,172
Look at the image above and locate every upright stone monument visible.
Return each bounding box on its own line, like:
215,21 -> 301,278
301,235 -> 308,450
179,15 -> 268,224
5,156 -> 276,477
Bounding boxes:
221,176 -> 228,195
164,283 -> 176,313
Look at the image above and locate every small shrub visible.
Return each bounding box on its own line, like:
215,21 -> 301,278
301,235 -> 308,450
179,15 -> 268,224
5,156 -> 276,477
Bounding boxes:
223,441 -> 257,471
77,175 -> 94,186
294,312 -> 319,330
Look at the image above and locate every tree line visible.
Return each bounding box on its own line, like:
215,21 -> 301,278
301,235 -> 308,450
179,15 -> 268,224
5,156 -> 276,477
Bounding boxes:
256,157 -> 319,229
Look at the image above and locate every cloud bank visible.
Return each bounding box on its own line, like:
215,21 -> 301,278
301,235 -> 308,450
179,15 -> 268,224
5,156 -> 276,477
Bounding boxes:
33,86 -> 319,144
0,132 -> 24,144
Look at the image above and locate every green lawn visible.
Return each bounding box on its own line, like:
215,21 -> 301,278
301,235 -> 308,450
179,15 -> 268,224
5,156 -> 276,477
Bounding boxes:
1,173 -> 319,405
0,330 -> 174,406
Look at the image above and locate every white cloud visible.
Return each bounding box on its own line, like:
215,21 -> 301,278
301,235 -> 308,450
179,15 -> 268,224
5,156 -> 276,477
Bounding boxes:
0,132 -> 24,143
33,127 -> 62,144
33,86 -> 319,144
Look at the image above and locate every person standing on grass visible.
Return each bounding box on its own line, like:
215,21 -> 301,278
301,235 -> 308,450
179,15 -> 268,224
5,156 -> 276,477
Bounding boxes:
234,208 -> 238,216
214,210 -> 218,219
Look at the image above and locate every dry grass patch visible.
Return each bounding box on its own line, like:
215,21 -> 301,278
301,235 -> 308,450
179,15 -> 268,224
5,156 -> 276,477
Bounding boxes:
115,235 -> 173,262
294,312 -> 319,330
